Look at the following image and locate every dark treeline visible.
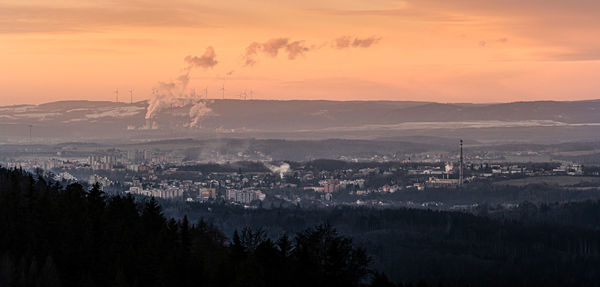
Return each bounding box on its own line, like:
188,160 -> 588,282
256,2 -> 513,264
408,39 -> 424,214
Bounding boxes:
484,200 -> 600,230
0,167 -> 377,287
4,166 -> 600,286
165,200 -> 600,286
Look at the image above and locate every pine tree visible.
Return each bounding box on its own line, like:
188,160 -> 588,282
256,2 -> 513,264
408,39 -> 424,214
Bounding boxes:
87,182 -> 105,213
231,230 -> 245,259
26,257 -> 39,287
141,197 -> 165,233
0,254 -> 15,287
277,234 -> 293,258
180,216 -> 191,254
38,256 -> 61,287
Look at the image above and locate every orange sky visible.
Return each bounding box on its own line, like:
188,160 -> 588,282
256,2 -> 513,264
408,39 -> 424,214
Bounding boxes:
1,0 -> 599,105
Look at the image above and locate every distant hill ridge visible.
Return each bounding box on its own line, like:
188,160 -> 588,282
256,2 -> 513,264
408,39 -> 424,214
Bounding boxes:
1,99 -> 600,143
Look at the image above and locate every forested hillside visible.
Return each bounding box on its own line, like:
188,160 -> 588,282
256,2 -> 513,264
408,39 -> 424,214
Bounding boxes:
0,167 -> 370,287
3,166 -> 600,286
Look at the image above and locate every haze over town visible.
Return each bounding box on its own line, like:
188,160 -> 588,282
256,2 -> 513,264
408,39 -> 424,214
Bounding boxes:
2,1 -> 600,286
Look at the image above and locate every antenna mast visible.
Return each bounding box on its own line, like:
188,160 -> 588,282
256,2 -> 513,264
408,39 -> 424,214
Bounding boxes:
129,89 -> 134,104
220,84 -> 225,100
115,89 -> 119,103
459,139 -> 464,188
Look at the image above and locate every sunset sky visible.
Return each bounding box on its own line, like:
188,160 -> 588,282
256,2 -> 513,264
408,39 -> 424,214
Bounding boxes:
1,0 -> 599,105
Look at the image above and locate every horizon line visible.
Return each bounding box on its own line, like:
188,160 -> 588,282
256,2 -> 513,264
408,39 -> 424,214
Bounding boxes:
2,98 -> 599,108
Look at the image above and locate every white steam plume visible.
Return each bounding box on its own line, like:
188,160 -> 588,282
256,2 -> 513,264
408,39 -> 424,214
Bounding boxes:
266,163 -> 291,179
145,47 -> 218,128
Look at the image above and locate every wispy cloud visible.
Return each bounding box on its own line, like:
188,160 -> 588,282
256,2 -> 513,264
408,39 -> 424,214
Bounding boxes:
243,38 -> 311,66
334,36 -> 382,49
417,0 -> 600,61
185,47 -> 219,70
0,1 -> 216,34
306,6 -> 469,23
538,48 -> 600,62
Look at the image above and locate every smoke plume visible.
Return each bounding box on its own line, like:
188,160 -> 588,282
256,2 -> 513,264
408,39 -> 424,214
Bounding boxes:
188,100 -> 213,128
266,162 -> 291,179
145,47 -> 218,128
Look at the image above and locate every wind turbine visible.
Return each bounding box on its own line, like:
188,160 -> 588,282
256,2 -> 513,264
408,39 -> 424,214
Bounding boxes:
129,89 -> 134,104
114,89 -> 119,103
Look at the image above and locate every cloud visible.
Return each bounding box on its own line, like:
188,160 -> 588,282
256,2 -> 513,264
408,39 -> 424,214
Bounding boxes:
418,0 -> 600,61
313,1 -> 600,62
334,36 -> 381,49
244,38 -> 311,66
334,36 -> 352,49
286,41 -> 310,59
244,42 -> 262,66
262,38 -> 290,57
478,38 -> 508,48
539,48 -> 600,62
243,35 -> 378,66
307,6 -> 468,23
184,46 -> 218,69
0,1 -> 216,34
351,36 -> 381,48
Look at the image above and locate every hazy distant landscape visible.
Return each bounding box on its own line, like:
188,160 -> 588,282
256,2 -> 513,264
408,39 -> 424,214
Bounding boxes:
4,99 -> 600,286
3,0 -> 600,285
2,99 -> 600,144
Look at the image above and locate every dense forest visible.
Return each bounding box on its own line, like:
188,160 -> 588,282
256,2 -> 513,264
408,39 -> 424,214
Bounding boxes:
164,201 -> 600,285
0,167 -> 373,287
3,166 -> 600,286
483,200 -> 600,230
